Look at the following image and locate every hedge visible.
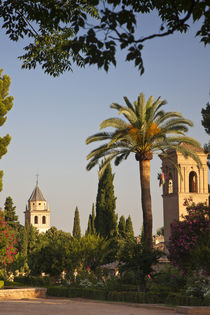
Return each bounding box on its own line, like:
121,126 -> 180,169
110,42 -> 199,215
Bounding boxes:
47,287 -> 106,300
165,293 -> 210,306
107,291 -> 164,304
14,276 -> 50,287
46,287 -> 210,306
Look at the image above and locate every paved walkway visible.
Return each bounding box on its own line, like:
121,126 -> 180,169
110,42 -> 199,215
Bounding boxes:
0,298 -> 176,315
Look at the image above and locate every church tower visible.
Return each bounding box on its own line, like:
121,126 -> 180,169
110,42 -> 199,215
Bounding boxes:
160,145 -> 209,244
24,180 -> 50,233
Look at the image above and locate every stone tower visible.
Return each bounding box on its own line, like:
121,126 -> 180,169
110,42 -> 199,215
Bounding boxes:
24,181 -> 50,233
160,145 -> 209,244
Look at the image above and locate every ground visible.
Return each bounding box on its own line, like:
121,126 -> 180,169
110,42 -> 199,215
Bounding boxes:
0,298 -> 176,315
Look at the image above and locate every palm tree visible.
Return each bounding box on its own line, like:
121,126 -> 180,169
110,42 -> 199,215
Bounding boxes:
86,93 -> 201,249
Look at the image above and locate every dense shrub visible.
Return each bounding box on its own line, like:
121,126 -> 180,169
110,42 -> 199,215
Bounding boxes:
148,265 -> 186,297
0,211 -> 17,270
14,276 -> 50,287
169,199 -> 210,274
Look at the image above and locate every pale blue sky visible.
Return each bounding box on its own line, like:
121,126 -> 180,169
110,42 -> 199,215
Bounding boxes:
0,14 -> 209,235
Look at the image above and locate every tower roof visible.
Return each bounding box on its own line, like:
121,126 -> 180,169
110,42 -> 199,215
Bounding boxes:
29,184 -> 46,202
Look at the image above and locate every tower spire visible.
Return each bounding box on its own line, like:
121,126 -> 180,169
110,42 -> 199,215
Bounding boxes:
36,173 -> 39,185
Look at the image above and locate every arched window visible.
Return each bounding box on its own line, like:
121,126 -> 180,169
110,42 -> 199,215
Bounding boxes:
34,216 -> 38,224
42,216 -> 46,224
189,171 -> 197,192
168,173 -> 173,194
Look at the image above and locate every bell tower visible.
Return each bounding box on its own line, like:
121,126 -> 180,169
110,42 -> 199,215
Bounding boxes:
24,178 -> 50,233
160,146 -> 209,244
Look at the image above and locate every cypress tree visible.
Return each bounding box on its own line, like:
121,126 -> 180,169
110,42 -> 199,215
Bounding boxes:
95,163 -> 117,238
125,215 -> 134,237
0,69 -> 14,191
86,203 -> 96,235
73,206 -> 81,239
86,214 -> 92,236
91,203 -> 96,234
118,215 -> 126,238
4,196 -> 19,231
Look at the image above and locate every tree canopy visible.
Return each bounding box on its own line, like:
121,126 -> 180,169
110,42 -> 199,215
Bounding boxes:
0,1 -> 209,76
0,69 -> 14,190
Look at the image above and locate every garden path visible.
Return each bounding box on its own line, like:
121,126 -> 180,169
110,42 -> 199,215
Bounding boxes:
0,298 -> 176,315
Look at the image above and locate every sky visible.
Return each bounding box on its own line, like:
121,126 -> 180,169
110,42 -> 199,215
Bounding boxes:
0,12 -> 209,236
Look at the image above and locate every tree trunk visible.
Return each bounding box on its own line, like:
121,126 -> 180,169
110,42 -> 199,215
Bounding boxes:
139,159 -> 153,249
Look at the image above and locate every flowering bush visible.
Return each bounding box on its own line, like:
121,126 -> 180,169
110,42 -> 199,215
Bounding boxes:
0,210 -> 17,271
185,275 -> 210,299
168,199 -> 210,274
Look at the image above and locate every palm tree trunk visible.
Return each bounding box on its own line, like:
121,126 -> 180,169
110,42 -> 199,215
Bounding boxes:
139,159 -> 153,249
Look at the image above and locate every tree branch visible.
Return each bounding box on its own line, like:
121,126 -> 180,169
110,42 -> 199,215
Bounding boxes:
110,0 -> 196,44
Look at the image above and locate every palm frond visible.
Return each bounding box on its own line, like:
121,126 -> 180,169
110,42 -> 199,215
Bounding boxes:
161,125 -> 188,135
136,93 -> 146,124
156,112 -> 184,125
114,151 -> 131,166
174,145 -> 202,168
146,98 -> 166,124
145,95 -> 154,111
110,102 -> 122,111
148,97 -> 163,118
118,107 -> 137,124
86,143 -> 111,160
159,151 -> 183,179
163,136 -> 201,148
98,153 -> 119,178
100,118 -> 128,130
160,118 -> 193,130
123,96 -> 134,111
86,132 -> 112,144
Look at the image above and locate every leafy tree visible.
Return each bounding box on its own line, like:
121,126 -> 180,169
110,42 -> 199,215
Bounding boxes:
118,215 -> 126,238
125,215 -> 134,237
73,206 -> 81,239
30,227 -> 71,277
0,1 -> 209,76
86,92 -> 201,249
119,237 -> 161,292
0,69 -> 14,190
95,163 -> 118,238
77,234 -> 110,271
4,196 -> 19,231
169,199 -> 210,275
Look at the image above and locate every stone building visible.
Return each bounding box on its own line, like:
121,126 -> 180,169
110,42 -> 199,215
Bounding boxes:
24,182 -> 50,233
160,145 -> 209,244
